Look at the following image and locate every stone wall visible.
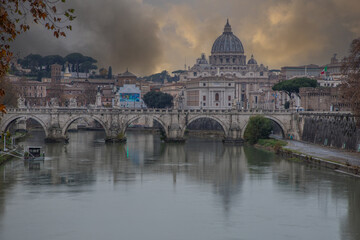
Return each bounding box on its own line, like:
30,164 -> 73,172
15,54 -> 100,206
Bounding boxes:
301,113 -> 360,151
299,87 -> 351,111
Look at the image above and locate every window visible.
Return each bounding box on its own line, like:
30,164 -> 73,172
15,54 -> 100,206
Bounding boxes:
216,103 -> 219,106
228,83 -> 231,86
203,83 -> 206,86
260,71 -> 264,76
203,103 -> 206,106
228,96 -> 231,101
215,93 -> 219,101
203,96 -> 206,101
228,103 -> 231,106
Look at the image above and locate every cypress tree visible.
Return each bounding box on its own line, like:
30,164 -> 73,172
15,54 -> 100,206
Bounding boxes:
108,66 -> 112,79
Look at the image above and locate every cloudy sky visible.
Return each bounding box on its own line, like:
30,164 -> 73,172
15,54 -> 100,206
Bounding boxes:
12,0 -> 360,76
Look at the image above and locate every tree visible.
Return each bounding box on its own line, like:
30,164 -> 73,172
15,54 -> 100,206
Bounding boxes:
341,38 -> 360,125
18,54 -> 43,71
1,0 -> 75,76
272,77 -> 318,98
272,77 -> 317,108
244,116 -> 273,144
80,61 -> 97,73
99,68 -> 108,78
108,66 -> 112,79
65,53 -> 84,74
0,77 -> 18,108
142,70 -> 179,83
0,0 -> 75,113
78,83 -> 97,106
143,91 -> 173,108
42,55 -> 65,71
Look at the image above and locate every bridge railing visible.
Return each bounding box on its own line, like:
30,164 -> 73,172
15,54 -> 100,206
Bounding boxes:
4,107 -> 299,114
15,106 -> 356,116
299,111 -> 353,116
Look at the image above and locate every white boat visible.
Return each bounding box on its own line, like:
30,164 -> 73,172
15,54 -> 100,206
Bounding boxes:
24,146 -> 45,161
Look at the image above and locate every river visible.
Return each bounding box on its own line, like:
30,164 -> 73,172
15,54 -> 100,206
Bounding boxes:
0,130 -> 359,240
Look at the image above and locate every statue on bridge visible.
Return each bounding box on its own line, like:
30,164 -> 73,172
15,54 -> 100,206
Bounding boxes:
17,97 -> 26,108
69,98 -> 77,108
95,91 -> 102,108
50,98 -> 59,107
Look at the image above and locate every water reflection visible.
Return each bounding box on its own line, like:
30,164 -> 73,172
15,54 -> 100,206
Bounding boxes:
0,131 -> 359,240
341,178 -> 360,240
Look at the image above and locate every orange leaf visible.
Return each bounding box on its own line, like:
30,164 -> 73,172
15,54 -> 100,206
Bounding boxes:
0,104 -> 6,114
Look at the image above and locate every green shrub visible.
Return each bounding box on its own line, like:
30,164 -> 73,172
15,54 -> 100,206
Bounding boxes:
244,116 -> 273,145
273,142 -> 283,153
117,132 -> 125,140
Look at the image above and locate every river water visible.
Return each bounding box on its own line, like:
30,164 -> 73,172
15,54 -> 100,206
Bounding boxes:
0,131 -> 359,240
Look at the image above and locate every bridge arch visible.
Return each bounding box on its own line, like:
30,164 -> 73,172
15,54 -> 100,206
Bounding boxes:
241,115 -> 286,139
124,115 -> 168,136
182,115 -> 229,137
0,114 -> 49,136
62,115 -> 109,136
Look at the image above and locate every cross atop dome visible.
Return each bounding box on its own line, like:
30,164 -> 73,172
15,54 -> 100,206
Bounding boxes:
224,19 -> 232,33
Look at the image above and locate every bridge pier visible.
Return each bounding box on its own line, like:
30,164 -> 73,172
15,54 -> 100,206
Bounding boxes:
223,127 -> 244,144
45,126 -> 68,143
105,133 -> 127,143
105,126 -> 127,143
165,124 -> 185,143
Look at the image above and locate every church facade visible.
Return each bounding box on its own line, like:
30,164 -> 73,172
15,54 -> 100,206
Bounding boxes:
182,20 -> 282,110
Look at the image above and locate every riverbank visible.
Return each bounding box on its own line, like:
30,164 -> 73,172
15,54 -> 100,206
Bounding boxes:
0,152 -> 13,165
0,147 -> 24,166
254,138 -> 360,177
278,147 -> 360,177
0,132 -> 27,166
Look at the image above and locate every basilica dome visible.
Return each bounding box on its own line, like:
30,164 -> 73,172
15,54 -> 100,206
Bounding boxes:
247,55 -> 257,65
211,19 -> 244,54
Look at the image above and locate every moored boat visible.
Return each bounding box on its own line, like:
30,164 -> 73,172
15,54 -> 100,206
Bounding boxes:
24,146 -> 45,161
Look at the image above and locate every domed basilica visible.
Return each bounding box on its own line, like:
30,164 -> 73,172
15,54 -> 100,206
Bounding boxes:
181,19 -> 269,80
181,20 -> 281,110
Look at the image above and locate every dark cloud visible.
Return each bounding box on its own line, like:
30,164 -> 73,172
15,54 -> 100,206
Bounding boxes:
11,0 -> 360,74
12,0 -> 163,75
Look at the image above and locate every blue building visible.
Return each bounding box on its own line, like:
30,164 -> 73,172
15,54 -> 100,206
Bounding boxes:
114,84 -> 145,108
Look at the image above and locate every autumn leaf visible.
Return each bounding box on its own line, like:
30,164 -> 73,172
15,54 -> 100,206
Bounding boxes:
1,0 -> 75,115
0,104 -> 6,114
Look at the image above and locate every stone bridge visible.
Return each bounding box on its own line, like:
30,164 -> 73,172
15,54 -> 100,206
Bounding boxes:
0,107 -> 301,143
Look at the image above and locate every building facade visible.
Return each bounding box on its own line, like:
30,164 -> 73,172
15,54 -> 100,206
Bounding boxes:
299,87 -> 351,111
185,77 -> 235,109
182,20 -> 279,110
114,84 -> 144,108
